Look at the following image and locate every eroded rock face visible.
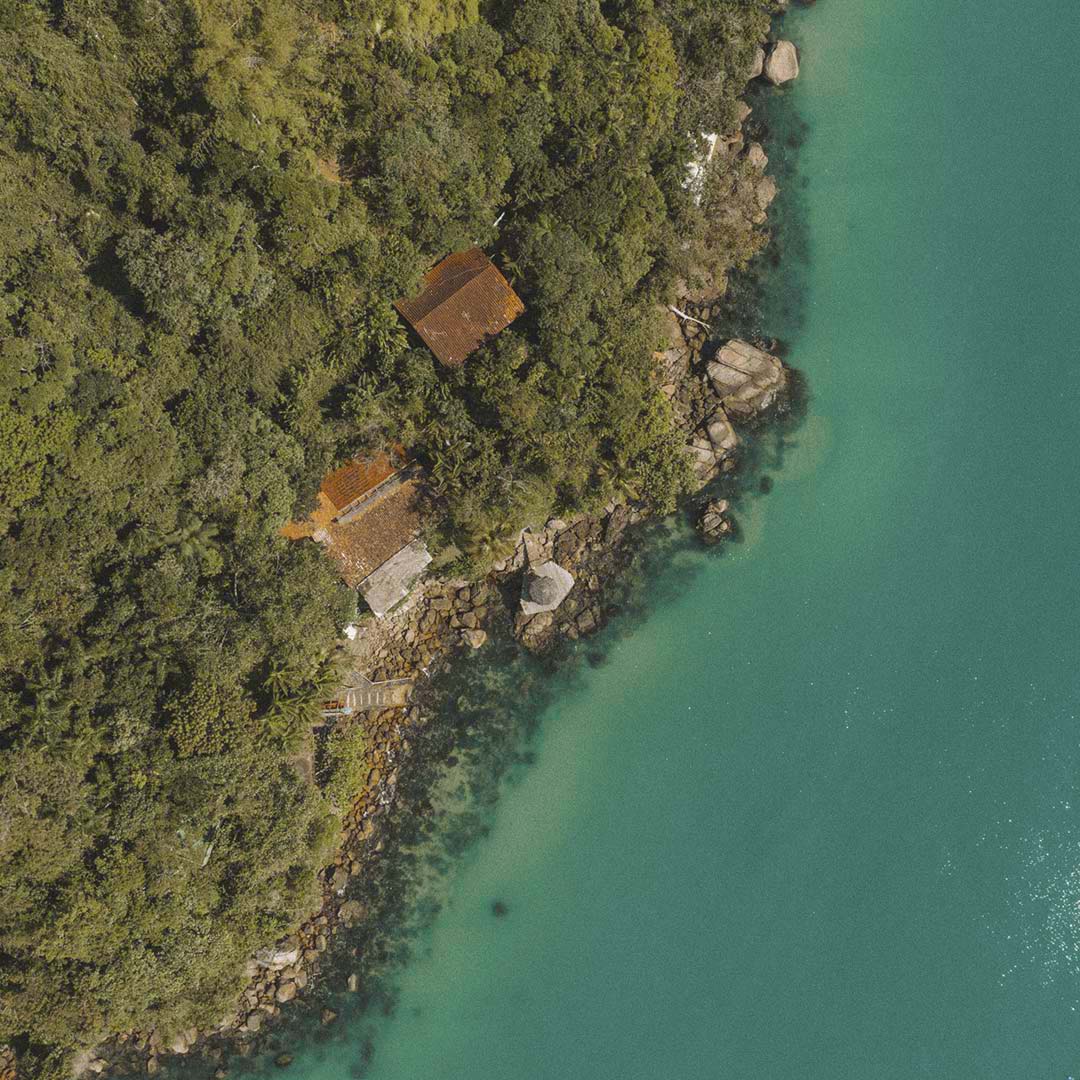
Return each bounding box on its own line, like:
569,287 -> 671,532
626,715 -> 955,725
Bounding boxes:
686,406 -> 740,485
707,340 -> 786,417
706,409 -> 739,454
764,40 -> 800,85
253,945 -> 300,971
749,45 -> 765,80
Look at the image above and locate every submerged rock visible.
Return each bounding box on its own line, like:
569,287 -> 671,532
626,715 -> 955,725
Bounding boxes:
765,40 -> 800,85
338,899 -> 365,925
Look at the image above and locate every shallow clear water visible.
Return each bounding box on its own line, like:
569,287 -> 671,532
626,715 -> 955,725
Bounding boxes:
241,2 -> 1080,1077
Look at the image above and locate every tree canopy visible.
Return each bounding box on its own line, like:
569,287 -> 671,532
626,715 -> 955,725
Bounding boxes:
0,0 -> 777,1071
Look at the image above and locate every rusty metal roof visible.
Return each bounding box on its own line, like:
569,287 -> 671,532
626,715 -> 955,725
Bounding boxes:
394,248 -> 524,367
319,446 -> 406,513
321,456 -> 395,513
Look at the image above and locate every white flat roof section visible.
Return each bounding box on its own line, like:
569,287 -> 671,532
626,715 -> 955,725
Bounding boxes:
359,539 -> 433,618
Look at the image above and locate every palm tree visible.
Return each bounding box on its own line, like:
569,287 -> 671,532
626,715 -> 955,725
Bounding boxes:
164,512 -> 221,561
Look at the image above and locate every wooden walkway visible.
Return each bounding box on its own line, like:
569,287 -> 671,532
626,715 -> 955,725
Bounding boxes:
319,673 -> 412,721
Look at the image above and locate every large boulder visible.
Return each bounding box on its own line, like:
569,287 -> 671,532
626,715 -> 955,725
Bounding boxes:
520,561 -> 574,616
764,40 -> 799,85
707,340 -> 786,417
754,176 -> 778,219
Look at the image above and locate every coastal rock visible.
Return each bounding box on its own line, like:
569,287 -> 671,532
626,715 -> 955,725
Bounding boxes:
276,982 -> 297,1004
746,142 -> 768,171
604,504 -> 630,545
706,340 -> 786,417
463,628 -> 488,650
685,405 -> 740,486
749,45 -> 765,80
521,529 -> 551,567
522,611 -> 554,636
764,40 -> 799,85
520,561 -> 575,616
706,409 -> 739,455
253,945 -> 300,971
687,442 -> 720,483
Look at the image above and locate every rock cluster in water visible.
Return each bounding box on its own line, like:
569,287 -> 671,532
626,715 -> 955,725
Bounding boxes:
698,499 -> 736,544
656,307 -> 787,490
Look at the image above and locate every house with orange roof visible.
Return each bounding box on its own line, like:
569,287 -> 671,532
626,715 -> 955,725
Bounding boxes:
394,248 -> 524,368
283,448 -> 431,618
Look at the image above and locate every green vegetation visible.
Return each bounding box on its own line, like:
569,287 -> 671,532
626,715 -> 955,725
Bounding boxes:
0,0 -> 777,1071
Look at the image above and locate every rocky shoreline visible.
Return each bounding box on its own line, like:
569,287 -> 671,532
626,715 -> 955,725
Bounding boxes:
71,28 -> 806,1080
89,326 -> 797,1080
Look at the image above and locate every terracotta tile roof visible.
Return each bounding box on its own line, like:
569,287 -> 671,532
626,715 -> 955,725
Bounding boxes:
394,248 -> 524,367
323,479 -> 425,588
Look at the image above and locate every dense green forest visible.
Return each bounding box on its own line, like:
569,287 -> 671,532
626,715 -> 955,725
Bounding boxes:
0,0 -> 778,1071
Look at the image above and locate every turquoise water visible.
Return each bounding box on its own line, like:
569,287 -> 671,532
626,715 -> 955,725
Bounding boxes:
247,2 -> 1080,1077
